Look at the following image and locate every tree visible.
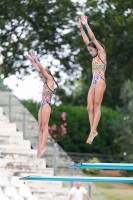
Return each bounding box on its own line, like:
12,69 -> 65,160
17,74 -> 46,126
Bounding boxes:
111,80 -> 133,162
0,0 -> 81,78
66,0 -> 133,108
57,0 -> 133,108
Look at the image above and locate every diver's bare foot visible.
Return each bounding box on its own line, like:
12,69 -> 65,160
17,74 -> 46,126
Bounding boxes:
86,131 -> 98,144
37,147 -> 46,158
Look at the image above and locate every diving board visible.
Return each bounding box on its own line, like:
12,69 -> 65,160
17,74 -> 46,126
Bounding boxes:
19,176 -> 133,183
69,163 -> 133,170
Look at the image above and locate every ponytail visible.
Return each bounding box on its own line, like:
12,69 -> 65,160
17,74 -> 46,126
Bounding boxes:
43,67 -> 59,89
50,73 -> 59,89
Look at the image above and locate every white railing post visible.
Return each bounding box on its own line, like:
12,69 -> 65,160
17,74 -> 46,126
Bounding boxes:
70,161 -> 74,188
23,108 -> 26,139
53,143 -> 57,176
88,182 -> 91,198
9,92 -> 12,122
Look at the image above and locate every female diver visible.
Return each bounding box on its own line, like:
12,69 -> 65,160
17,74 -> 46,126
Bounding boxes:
79,15 -> 107,144
26,50 -> 58,157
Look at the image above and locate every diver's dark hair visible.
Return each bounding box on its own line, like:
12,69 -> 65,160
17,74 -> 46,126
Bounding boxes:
44,68 -> 59,89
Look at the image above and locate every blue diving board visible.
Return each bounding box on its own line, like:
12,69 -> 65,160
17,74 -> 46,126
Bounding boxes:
19,176 -> 133,183
69,163 -> 133,170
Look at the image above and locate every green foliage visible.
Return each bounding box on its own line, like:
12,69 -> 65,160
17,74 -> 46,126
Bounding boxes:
57,0 -> 133,109
111,80 -> 133,162
84,0 -> 133,109
84,157 -> 101,175
21,99 -> 121,154
0,0 -> 80,79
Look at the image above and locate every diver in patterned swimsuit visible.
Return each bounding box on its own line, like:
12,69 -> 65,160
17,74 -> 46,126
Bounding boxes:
79,15 -> 106,144
40,81 -> 53,110
26,51 -> 58,158
92,54 -> 106,88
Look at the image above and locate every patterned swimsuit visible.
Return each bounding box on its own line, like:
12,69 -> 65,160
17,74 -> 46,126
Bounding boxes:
40,82 -> 53,110
92,54 -> 106,88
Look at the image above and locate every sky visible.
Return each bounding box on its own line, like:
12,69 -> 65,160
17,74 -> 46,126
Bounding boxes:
3,72 -> 43,102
